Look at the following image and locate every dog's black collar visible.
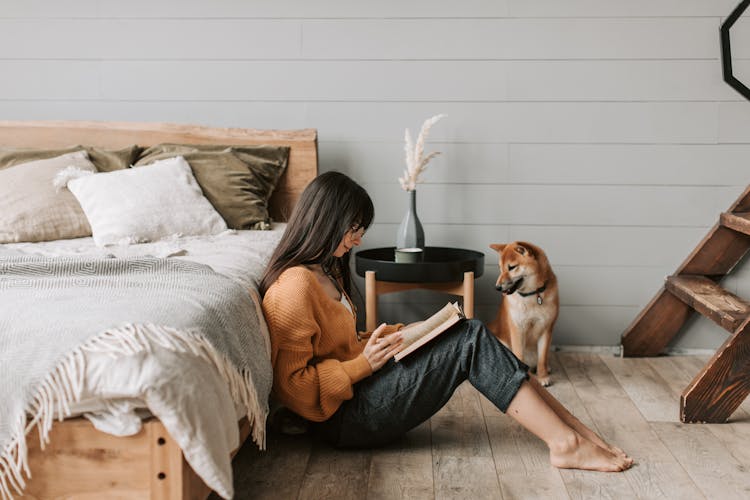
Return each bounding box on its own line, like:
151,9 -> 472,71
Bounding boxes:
518,281 -> 547,297
518,281 -> 548,305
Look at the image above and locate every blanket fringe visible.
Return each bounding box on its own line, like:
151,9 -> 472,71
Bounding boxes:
0,324 -> 267,500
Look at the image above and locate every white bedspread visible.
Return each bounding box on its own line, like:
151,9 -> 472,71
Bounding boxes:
0,226 -> 285,499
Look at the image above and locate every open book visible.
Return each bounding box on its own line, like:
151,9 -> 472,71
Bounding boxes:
395,302 -> 465,361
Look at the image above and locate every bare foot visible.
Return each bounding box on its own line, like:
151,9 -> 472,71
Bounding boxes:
557,414 -> 628,458
549,432 -> 634,472
576,427 -> 628,458
610,445 -> 628,458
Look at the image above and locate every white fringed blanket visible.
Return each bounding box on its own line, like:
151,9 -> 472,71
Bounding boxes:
0,256 -> 272,499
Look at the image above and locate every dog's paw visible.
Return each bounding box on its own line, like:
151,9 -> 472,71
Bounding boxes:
537,375 -> 552,387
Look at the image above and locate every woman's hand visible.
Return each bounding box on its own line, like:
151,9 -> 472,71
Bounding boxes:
363,323 -> 403,372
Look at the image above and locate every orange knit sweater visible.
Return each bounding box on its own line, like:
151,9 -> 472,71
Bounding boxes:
262,266 -> 402,422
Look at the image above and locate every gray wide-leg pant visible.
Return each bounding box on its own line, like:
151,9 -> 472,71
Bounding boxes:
315,318 -> 529,448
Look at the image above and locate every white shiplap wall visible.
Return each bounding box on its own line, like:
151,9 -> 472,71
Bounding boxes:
2,1 -> 749,349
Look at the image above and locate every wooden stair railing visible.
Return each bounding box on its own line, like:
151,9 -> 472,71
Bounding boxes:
621,184 -> 750,423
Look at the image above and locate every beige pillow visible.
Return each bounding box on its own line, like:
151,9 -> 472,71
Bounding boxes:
0,145 -> 141,173
0,151 -> 97,243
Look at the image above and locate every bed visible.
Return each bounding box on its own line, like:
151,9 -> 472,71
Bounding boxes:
0,121 -> 318,499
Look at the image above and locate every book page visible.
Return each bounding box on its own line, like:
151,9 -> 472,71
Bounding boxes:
395,302 -> 464,361
400,302 -> 462,348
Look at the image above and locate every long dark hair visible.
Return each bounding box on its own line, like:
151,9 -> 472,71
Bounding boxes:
259,171 -> 374,297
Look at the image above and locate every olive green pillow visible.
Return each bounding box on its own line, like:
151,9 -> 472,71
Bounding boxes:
134,144 -> 289,230
0,145 -> 141,173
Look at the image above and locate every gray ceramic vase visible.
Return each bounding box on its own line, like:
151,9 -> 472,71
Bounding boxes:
396,189 -> 425,249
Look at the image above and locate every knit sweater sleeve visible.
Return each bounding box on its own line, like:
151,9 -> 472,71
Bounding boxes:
358,323 -> 404,340
264,270 -> 372,422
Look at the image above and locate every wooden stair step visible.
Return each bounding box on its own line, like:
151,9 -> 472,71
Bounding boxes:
621,184 -> 750,422
622,185 -> 750,357
681,316 -> 750,423
720,212 -> 750,236
665,275 -> 750,333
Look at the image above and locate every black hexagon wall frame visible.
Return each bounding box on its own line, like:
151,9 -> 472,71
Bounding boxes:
721,0 -> 750,101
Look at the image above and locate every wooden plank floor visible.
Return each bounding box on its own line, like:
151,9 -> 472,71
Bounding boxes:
214,354 -> 750,500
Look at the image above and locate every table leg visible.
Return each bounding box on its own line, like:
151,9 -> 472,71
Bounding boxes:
463,271 -> 474,318
365,270 -> 377,332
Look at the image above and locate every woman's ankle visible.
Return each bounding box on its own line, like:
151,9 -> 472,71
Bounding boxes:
547,430 -> 581,455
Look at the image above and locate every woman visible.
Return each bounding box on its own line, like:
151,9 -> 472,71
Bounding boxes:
260,172 -> 633,472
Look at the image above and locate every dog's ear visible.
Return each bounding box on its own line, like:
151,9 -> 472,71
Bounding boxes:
515,244 -> 532,256
515,241 -> 537,257
489,243 -> 506,253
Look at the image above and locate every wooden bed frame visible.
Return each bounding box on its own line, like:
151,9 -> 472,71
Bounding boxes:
0,121 -> 318,500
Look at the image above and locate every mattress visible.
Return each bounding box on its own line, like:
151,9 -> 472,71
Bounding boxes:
0,226 -> 285,499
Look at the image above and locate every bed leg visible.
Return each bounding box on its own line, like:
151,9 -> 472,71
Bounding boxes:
149,421 -> 187,500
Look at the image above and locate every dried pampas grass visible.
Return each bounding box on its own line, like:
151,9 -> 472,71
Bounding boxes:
399,114 -> 446,191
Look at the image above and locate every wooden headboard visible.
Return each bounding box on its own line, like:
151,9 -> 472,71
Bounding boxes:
0,121 -> 318,221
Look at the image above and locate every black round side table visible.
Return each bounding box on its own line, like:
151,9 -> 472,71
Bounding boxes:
355,246 -> 484,331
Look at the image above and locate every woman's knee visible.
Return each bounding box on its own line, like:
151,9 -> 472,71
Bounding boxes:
448,318 -> 498,353
465,318 -> 484,330
463,318 -> 494,341
429,318 -> 497,365
461,318 -> 516,358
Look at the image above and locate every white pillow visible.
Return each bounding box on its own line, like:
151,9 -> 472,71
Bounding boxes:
67,156 -> 228,246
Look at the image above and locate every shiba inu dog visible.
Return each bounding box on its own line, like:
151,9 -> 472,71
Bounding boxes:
486,241 -> 559,386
